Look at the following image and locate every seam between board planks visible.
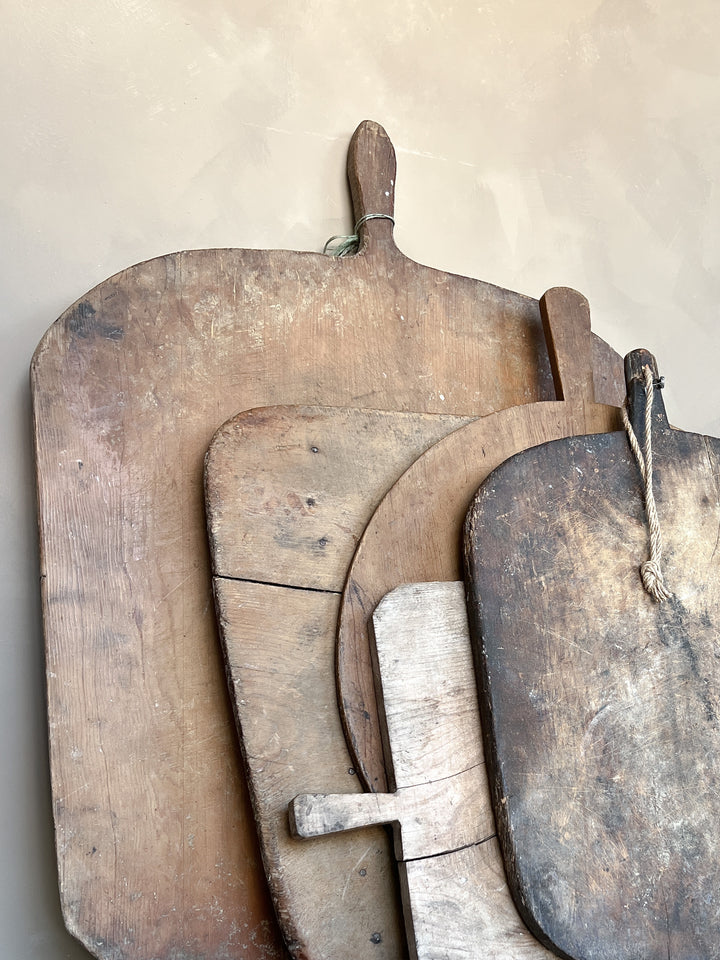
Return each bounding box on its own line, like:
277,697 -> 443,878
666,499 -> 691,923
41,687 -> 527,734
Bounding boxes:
214,574 -> 343,596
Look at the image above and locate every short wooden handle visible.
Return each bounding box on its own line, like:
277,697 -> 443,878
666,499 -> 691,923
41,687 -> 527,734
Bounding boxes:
624,348 -> 659,385
289,792 -> 398,838
540,287 -> 596,405
624,348 -> 668,439
347,120 -> 396,251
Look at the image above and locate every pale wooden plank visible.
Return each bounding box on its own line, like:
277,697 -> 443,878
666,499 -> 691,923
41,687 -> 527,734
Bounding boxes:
291,763 -> 489,862
371,582 -> 486,792
290,582 -> 552,960
403,840 -> 556,960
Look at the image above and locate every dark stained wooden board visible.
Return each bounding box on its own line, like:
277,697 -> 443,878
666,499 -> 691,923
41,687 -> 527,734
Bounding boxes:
29,120 -> 627,959
337,288 -> 623,793
464,351 -> 720,960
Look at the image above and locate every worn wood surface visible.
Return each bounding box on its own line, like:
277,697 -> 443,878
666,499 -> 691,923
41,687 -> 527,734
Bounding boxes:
206,405 -> 474,959
464,350 -> 720,960
291,582 -> 555,960
31,120 -> 624,959
206,406 -> 470,591
212,578 -> 401,959
337,287 -> 623,793
403,839 -> 555,960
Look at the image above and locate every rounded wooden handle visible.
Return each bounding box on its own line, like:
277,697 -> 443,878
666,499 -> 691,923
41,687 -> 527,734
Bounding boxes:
539,287 -> 596,405
347,120 -> 396,251
624,348 -> 668,437
624,347 -> 659,385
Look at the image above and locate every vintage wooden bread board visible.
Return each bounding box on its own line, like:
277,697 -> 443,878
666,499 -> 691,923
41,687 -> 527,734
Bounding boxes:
205,405 -> 472,958
464,350 -> 720,960
290,582 -> 555,960
337,287 -> 623,793
30,118 -> 627,959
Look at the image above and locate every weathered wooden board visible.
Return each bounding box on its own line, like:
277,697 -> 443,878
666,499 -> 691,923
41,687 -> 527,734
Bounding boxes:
290,582 -> 556,960
206,406 -> 470,592
206,406 -> 474,959
464,350 -> 720,960
31,119 -> 626,959
337,287 -> 623,793
212,578 -> 400,958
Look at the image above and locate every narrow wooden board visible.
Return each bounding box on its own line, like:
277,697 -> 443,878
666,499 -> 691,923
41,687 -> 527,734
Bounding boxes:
206,406 -> 473,959
290,582 -> 556,960
32,111 -> 621,959
212,578 -> 400,959
337,288 -> 623,793
463,350 -> 720,960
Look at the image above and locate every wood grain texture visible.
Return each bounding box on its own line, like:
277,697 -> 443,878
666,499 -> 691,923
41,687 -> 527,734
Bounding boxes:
540,287 -> 595,404
403,840 -> 556,960
205,406 -> 474,959
212,578 -> 403,960
337,288 -> 623,793
206,406 -> 470,591
291,764 -> 487,861
291,583 -> 554,960
464,352 -> 720,959
371,583 -> 486,796
32,116 -> 621,960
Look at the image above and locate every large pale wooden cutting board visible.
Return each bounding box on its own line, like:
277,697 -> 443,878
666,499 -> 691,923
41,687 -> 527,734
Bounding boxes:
30,121 -> 625,960
337,288 -> 623,793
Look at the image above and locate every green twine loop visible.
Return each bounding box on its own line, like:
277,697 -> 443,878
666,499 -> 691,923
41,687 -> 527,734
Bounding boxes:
323,213 -> 395,257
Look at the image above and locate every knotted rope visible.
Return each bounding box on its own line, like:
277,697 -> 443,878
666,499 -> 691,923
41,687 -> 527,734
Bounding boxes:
621,364 -> 671,602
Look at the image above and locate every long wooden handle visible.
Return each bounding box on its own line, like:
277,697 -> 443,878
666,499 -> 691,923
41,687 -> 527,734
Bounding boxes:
540,286 -> 596,405
347,120 -> 396,252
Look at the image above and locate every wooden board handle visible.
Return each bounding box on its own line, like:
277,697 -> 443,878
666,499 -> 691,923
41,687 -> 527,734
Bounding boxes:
290,765 -> 492,862
347,120 -> 396,251
290,792 -> 399,838
624,347 -> 669,441
540,287 -> 596,405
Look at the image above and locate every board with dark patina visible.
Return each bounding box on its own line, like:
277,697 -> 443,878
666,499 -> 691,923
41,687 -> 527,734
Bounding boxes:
465,350 -> 720,960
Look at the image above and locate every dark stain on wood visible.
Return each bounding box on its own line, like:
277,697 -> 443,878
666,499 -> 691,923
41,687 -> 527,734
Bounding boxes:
68,299 -> 124,341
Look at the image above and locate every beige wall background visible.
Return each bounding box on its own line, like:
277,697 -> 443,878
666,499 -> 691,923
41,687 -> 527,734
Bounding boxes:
2,1 -> 719,956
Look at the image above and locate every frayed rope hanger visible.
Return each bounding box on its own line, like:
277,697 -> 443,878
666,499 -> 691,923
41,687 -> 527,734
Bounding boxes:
622,365 -> 672,602
323,213 -> 395,257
